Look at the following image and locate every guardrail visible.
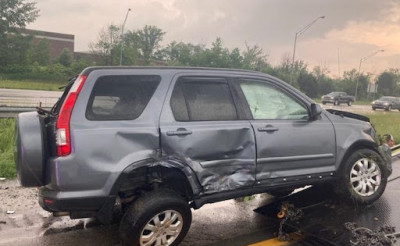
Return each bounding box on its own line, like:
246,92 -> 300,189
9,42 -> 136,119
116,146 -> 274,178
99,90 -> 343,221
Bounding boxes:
0,107 -> 51,118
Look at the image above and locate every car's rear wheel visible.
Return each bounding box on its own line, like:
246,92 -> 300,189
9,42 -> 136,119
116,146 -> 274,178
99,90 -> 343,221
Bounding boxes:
334,99 -> 340,106
385,105 -> 392,111
347,101 -> 352,106
336,149 -> 387,205
119,189 -> 192,246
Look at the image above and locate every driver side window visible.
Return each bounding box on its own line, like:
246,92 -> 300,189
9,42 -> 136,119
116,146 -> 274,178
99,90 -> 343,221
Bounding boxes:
239,80 -> 308,120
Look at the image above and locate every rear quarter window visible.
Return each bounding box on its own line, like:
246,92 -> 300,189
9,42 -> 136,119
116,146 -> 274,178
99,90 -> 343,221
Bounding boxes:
86,75 -> 160,121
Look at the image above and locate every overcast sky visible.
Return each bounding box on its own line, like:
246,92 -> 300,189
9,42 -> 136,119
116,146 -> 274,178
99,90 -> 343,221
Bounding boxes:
28,0 -> 400,77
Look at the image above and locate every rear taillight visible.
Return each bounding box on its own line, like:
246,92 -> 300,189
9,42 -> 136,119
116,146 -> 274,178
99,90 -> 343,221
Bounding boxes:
56,75 -> 87,156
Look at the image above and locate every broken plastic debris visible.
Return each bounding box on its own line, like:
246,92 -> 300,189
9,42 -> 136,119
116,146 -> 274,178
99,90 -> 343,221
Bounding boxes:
0,178 -> 6,181
6,211 -> 15,214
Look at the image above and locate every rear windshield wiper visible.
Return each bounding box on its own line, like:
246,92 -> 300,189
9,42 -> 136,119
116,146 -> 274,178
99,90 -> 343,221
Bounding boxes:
36,102 -> 54,116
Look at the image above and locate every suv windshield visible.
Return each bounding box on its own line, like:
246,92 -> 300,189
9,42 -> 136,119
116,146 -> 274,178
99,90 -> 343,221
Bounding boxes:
327,92 -> 341,96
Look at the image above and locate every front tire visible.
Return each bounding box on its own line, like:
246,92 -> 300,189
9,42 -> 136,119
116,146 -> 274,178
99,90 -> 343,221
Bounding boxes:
336,149 -> 387,205
334,99 -> 340,106
120,189 -> 192,246
385,105 -> 392,111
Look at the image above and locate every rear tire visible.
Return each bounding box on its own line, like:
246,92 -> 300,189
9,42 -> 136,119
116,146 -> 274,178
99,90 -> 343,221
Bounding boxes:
336,149 -> 387,205
334,99 -> 340,106
385,105 -> 392,111
119,189 -> 192,246
347,101 -> 352,106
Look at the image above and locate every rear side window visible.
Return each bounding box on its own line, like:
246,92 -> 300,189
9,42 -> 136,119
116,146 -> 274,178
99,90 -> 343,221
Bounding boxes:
171,77 -> 238,121
86,75 -> 160,121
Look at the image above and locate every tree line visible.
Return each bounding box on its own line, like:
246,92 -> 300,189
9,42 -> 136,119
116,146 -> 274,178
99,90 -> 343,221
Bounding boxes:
1,1 -> 399,99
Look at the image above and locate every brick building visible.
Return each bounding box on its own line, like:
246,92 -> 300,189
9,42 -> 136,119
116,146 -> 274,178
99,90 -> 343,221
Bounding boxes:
23,29 -> 74,61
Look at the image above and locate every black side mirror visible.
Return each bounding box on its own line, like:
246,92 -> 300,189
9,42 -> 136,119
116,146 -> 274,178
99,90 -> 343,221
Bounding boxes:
310,103 -> 322,120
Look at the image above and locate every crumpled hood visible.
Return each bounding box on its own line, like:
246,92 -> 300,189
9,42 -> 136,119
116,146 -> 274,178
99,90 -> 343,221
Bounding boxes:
325,109 -> 370,122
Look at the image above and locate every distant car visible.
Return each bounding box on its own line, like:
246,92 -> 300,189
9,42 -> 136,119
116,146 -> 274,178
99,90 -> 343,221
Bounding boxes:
372,96 -> 400,111
321,92 -> 355,106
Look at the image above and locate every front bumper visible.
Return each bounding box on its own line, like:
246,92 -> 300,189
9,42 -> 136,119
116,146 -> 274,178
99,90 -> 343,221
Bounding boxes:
322,99 -> 335,103
372,104 -> 390,109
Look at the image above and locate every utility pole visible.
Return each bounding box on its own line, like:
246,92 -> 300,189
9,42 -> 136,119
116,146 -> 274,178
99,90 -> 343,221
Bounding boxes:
119,8 -> 131,66
292,16 -> 325,65
355,49 -> 384,100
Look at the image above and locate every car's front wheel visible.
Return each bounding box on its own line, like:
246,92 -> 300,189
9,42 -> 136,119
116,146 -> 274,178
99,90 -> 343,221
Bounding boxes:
120,189 -> 192,246
336,148 -> 387,205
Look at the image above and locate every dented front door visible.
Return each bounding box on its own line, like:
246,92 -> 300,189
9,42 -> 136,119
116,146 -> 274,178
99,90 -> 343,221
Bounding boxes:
159,75 -> 256,194
234,78 -> 336,184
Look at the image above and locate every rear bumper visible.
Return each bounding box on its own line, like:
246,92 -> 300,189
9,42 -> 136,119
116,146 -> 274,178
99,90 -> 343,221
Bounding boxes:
39,187 -> 114,213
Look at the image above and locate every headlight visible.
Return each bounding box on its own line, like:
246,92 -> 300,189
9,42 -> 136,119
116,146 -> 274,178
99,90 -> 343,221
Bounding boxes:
384,102 -> 389,105
372,101 -> 376,104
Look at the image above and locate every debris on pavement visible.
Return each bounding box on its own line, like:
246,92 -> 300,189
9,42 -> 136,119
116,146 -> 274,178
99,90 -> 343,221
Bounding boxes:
345,222 -> 400,246
277,202 -> 303,241
0,178 -> 6,181
6,210 -> 15,214
0,221 -> 6,224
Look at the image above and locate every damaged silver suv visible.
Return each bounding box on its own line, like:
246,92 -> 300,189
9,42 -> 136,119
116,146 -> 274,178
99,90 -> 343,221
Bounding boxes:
15,67 -> 391,246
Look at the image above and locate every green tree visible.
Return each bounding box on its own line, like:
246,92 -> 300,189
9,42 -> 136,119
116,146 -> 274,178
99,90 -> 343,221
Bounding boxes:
90,24 -> 121,65
0,0 -> 39,66
129,25 -> 165,65
57,48 -> 73,66
297,71 -> 319,98
313,66 -> 336,96
376,71 -> 398,96
31,38 -> 50,65
0,0 -> 39,36
242,43 -> 268,71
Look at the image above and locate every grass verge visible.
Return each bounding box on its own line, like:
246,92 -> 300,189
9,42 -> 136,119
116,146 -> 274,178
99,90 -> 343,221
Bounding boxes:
364,112 -> 400,145
0,79 -> 65,91
0,118 -> 15,178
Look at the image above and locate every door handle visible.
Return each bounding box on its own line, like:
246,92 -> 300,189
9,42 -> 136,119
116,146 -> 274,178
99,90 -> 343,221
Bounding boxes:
166,128 -> 192,136
258,125 -> 279,132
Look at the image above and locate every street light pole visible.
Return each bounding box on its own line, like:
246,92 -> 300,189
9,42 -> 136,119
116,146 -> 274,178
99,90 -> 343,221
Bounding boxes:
292,16 -> 325,65
119,8 -> 131,66
354,49 -> 384,100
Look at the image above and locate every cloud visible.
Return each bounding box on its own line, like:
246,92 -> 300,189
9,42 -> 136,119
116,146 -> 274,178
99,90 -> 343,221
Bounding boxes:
26,0 -> 400,73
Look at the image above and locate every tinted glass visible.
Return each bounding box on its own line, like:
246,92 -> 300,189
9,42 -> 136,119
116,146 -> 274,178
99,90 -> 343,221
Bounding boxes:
86,75 -> 160,120
239,80 -> 308,120
171,78 -> 238,121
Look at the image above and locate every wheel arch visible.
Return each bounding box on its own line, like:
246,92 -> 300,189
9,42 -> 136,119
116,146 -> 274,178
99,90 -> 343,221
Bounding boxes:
110,158 -> 202,202
337,140 -> 379,174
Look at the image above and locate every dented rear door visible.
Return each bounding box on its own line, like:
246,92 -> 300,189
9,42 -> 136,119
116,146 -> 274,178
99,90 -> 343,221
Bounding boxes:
159,74 -> 256,194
